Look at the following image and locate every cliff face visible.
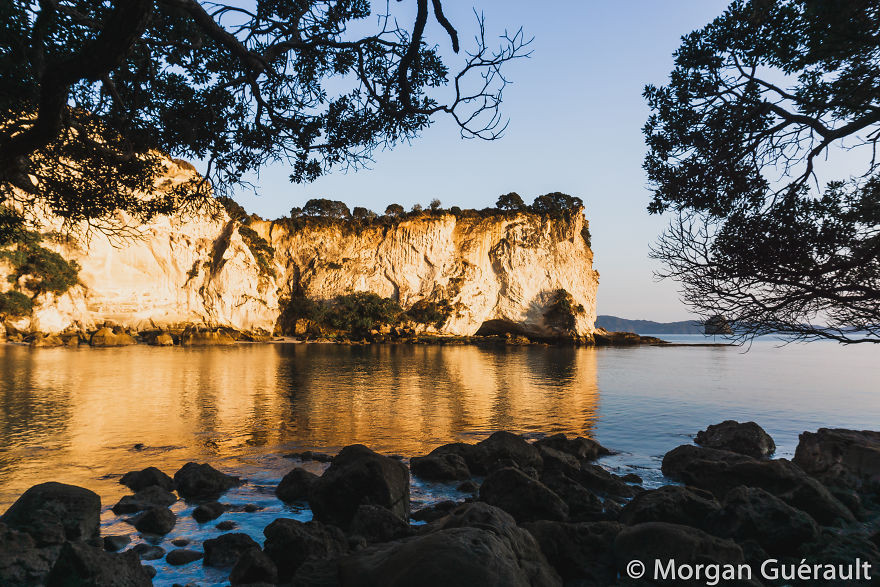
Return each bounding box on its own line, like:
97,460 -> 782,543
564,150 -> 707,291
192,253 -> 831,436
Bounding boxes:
2,163 -> 599,337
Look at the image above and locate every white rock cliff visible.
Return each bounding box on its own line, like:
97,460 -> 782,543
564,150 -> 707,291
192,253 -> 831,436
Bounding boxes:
2,162 -> 599,337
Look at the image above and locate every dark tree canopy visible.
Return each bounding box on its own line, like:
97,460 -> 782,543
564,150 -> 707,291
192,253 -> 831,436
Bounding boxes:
303,198 -> 350,218
384,203 -> 404,216
351,206 -> 377,220
644,0 -> 880,344
0,1 -> 529,241
530,192 -> 583,215
496,191 -> 524,210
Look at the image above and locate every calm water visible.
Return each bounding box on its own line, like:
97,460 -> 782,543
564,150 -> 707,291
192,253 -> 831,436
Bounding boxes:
0,338 -> 878,584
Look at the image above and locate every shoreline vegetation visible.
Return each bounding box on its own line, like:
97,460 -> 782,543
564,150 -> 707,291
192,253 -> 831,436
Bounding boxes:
1,422 -> 877,585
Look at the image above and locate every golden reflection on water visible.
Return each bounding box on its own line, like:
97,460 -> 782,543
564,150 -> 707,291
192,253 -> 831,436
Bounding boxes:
0,343 -> 599,507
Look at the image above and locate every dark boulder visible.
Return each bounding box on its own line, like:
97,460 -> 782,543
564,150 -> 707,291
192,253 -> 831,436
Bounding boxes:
539,471 -> 604,521
112,485 -> 177,514
309,444 -> 410,528
203,532 -> 261,568
476,431 -> 543,471
132,507 -> 176,535
422,442 -> 490,475
102,535 -> 131,552
165,548 -> 204,566
523,520 -> 621,585
706,486 -> 819,556
614,522 -> 744,580
570,463 -> 639,499
409,453 -> 470,481
479,467 -> 569,523
276,467 -> 319,503
801,530 -> 880,586
411,500 -> 459,523
350,504 -> 411,543
0,522 -> 57,586
535,445 -> 582,476
262,518 -> 348,581
46,542 -> 152,586
230,548 -> 279,585
336,526 -> 561,587
533,433 -> 610,462
696,420 -> 776,458
192,501 -> 227,523
216,520 -> 237,531
174,462 -> 241,499
119,467 -> 174,492
619,485 -> 721,528
131,543 -> 165,561
0,482 -> 100,546
457,480 -> 479,493
794,428 -> 880,493
662,444 -> 854,525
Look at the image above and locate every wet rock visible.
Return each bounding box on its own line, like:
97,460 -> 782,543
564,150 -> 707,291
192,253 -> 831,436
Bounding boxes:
619,485 -> 722,528
132,507 -> 176,535
350,504 -> 411,543
263,518 -> 348,581
0,482 -> 101,546
230,548 -> 278,585
621,473 -> 643,484
523,520 -> 621,585
180,326 -> 236,346
152,332 -> 174,346
309,444 -> 410,528
30,333 -> 64,348
479,467 -> 569,523
337,526 -> 561,587
102,535 -> 131,552
0,522 -> 57,586
46,542 -> 152,586
423,442 -> 490,475
696,420 -> 776,458
119,467 -> 175,492
284,450 -> 334,463
131,543 -> 165,561
203,532 -> 261,568
457,480 -> 479,493
192,501 -> 227,523
536,445 -> 582,475
614,522 -> 744,578
90,327 -> 136,347
533,433 -> 610,462
217,520 -> 238,531
242,503 -> 261,513
171,538 -> 189,547
539,471 -> 604,521
276,467 -> 319,503
173,462 -> 241,499
476,431 -> 543,471
570,463 -> 639,499
707,486 -> 819,556
662,444 -> 854,525
801,530 -> 880,584
112,485 -> 177,514
794,428 -> 880,493
409,453 -> 470,481
411,500 -> 459,523
165,548 -> 204,566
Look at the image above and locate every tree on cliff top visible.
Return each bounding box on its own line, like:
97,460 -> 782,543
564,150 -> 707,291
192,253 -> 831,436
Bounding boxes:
0,1 -> 530,242
645,0 -> 880,344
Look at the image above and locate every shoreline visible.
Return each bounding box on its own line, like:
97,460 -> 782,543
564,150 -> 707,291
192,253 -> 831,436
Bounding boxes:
1,423 -> 877,585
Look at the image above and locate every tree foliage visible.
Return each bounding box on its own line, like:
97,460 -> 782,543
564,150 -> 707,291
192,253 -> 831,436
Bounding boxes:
1,233 -> 81,296
303,198 -> 350,219
384,203 -> 405,217
496,192 -> 525,210
645,0 -> 880,343
0,1 -> 530,241
530,192 -> 583,215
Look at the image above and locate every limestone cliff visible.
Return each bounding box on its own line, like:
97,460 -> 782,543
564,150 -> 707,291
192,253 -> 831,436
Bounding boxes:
1,162 -> 599,338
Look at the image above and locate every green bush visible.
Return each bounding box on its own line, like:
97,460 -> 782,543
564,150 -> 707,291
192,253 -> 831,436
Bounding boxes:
216,196 -> 249,222
0,291 -> 33,316
238,225 -> 276,278
405,299 -> 452,328
323,292 -> 403,334
543,289 -> 585,332
1,240 -> 80,296
530,192 -> 583,215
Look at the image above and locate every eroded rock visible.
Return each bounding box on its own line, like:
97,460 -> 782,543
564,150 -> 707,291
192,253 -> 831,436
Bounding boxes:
695,420 -> 776,458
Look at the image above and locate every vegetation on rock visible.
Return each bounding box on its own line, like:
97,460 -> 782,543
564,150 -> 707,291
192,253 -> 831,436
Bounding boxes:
0,232 -> 80,297
0,290 -> 33,316
543,289 -> 585,333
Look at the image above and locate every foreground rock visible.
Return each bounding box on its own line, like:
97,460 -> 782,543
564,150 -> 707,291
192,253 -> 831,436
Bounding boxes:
309,444 -> 410,528
180,326 -> 236,346
696,420 -> 776,458
276,467 -> 318,503
203,532 -> 260,568
480,467 -> 569,523
173,462 -> 241,499
523,520 -> 621,585
619,485 -> 721,528
0,482 -> 100,546
112,486 -> 176,514
46,542 -> 152,586
262,519 -> 348,581
119,467 -> 175,492
90,327 -> 136,347
794,428 -> 880,493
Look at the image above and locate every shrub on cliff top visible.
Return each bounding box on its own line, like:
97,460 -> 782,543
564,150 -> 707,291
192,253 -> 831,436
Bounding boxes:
530,192 -> 583,216
497,192 -> 526,211
0,291 -> 33,316
304,199 -> 351,219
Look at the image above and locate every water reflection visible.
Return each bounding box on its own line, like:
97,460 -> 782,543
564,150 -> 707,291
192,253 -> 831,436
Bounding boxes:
0,343 -> 599,507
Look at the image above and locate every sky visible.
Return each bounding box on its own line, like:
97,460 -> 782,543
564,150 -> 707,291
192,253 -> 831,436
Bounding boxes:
227,1 -> 733,322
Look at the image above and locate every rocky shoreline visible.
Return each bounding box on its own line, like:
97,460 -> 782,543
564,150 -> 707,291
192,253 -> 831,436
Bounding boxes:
5,422 -> 874,586
1,322 -> 667,349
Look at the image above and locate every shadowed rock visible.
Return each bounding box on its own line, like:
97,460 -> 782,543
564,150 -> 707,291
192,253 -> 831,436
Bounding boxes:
409,452 -> 470,481
262,518 -> 348,581
534,433 -> 610,462
479,467 -> 569,523
794,428 -> 880,493
276,467 -> 319,503
192,501 -> 227,523
132,507 -> 176,536
523,520 -> 621,585
619,485 -> 721,528
173,462 -> 241,499
350,504 -> 411,543
476,431 -> 543,471
112,486 -> 176,514
119,467 -> 174,492
46,542 -> 152,586
229,548 -> 278,585
0,482 -> 100,546
165,548 -> 203,566
203,532 -> 261,568
696,420 -> 776,458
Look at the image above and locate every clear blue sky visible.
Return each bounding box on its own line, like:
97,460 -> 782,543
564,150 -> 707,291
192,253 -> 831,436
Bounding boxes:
229,1 -> 731,322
